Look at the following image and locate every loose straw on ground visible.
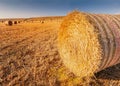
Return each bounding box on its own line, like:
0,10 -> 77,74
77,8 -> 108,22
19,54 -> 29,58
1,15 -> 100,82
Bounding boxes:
58,11 -> 120,78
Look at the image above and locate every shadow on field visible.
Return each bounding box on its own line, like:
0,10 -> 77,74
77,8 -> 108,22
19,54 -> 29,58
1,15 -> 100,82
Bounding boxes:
95,63 -> 120,80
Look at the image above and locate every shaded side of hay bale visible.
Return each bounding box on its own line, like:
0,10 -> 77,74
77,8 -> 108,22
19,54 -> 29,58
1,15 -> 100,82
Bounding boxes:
4,20 -> 13,26
58,11 -> 120,78
90,14 -> 120,70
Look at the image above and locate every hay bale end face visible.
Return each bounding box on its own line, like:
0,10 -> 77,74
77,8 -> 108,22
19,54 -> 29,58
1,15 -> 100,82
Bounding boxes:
58,11 -> 120,78
5,20 -> 13,26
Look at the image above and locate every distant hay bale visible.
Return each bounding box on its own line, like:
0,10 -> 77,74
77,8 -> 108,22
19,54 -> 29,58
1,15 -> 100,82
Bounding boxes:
18,21 -> 21,23
42,21 -> 44,23
14,21 -> 17,24
1,21 -> 4,23
58,11 -> 120,78
40,21 -> 44,24
4,20 -> 13,26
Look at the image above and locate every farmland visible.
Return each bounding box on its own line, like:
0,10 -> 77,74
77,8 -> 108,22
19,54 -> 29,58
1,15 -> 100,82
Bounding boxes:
0,17 -> 120,86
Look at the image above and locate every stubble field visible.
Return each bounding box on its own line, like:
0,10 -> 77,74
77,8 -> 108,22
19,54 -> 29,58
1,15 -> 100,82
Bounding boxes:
0,18 -> 120,86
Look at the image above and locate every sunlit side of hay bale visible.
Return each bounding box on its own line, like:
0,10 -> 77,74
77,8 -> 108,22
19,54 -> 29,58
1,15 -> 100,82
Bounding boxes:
58,11 -> 120,79
58,11 -> 102,78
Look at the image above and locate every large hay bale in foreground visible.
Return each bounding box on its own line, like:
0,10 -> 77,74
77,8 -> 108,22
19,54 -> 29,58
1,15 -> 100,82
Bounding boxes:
58,11 -> 120,78
4,20 -> 13,26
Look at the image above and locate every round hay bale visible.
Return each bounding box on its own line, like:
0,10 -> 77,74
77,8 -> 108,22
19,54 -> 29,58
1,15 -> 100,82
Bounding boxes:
4,20 -> 13,26
14,21 -> 17,24
58,11 -> 120,78
41,21 -> 44,24
18,21 -> 21,23
1,21 -> 4,23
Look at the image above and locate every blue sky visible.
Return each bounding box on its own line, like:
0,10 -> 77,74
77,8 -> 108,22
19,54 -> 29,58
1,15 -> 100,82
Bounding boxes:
0,0 -> 120,18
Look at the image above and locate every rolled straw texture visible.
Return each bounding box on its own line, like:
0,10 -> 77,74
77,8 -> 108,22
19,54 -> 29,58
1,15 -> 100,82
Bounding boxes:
58,11 -> 120,78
